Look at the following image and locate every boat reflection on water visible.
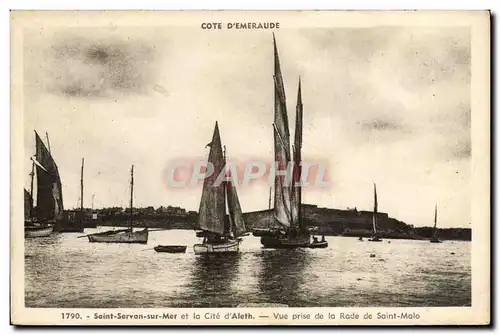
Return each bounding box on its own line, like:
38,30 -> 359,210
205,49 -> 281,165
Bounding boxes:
257,249 -> 310,307
183,253 -> 242,307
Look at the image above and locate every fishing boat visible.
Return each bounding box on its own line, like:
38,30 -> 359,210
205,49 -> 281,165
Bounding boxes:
368,183 -> 383,242
256,35 -> 311,249
53,158 -> 85,233
430,204 -> 442,243
193,122 -> 248,255
24,131 -> 64,238
25,187 -> 54,237
154,245 -> 187,253
86,165 -> 148,244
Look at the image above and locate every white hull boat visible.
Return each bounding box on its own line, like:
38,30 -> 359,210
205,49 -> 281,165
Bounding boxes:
25,224 -> 53,238
193,239 -> 241,254
87,228 -> 148,244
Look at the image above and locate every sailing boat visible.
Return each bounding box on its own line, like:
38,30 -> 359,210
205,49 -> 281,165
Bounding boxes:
368,183 -> 383,242
86,165 -> 148,244
193,122 -> 248,255
258,35 -> 311,248
430,204 -> 442,243
25,131 -> 64,238
53,158 -> 85,232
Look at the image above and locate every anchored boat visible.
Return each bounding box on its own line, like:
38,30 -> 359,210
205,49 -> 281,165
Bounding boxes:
368,183 -> 383,242
86,165 -> 148,244
154,245 -> 187,253
430,204 -> 442,243
193,122 -> 248,255
255,35 -> 312,248
24,131 -> 65,238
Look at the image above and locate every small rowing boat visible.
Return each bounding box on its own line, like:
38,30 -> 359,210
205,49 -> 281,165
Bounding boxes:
154,245 -> 187,253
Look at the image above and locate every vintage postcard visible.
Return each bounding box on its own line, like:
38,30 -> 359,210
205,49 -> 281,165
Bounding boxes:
10,10 -> 490,326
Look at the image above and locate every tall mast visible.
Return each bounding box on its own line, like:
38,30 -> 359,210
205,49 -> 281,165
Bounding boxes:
268,187 -> 272,210
434,204 -> 438,229
373,183 -> 378,235
223,145 -> 229,236
80,158 -> 84,214
45,131 -> 51,153
29,159 -> 35,218
129,165 -> 134,229
292,77 -> 303,231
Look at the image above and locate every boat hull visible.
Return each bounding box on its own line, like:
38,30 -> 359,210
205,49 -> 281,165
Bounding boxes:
25,225 -> 53,238
154,245 -> 187,253
252,228 -> 279,237
309,241 -> 328,249
193,239 -> 240,254
87,228 -> 148,244
260,234 -> 310,249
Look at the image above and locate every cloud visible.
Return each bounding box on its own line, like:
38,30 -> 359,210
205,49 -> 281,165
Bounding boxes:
42,35 -> 159,98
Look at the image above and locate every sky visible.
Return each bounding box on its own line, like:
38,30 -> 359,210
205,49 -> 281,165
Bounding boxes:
22,25 -> 471,228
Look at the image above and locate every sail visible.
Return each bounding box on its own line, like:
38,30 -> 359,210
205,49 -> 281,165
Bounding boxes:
226,180 -> 247,238
290,78 -> 303,232
197,122 -> 226,235
372,183 -> 378,234
35,131 -> 64,221
24,189 -> 32,220
272,35 -> 292,228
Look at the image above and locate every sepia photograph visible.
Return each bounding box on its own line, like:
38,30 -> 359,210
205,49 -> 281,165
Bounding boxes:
10,10 -> 490,325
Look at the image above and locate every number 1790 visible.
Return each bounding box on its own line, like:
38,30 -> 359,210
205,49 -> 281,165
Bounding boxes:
61,313 -> 82,320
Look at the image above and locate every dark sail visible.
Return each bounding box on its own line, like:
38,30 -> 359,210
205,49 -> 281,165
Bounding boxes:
226,179 -> 247,238
290,78 -> 303,232
34,131 -> 64,221
272,35 -> 292,228
197,122 -> 226,235
24,189 -> 32,220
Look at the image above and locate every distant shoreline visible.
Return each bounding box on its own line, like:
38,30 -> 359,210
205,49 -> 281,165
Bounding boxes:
66,203 -> 471,242
89,219 -> 470,242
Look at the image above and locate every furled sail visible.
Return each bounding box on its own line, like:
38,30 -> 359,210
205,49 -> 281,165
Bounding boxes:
372,183 -> 378,235
290,78 -> 303,232
272,34 -> 292,228
432,204 -> 438,237
226,179 -> 247,238
34,131 -> 64,221
24,189 -> 32,220
197,122 -> 226,235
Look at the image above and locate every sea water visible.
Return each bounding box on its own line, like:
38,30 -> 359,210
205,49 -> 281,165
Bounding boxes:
25,228 -> 471,307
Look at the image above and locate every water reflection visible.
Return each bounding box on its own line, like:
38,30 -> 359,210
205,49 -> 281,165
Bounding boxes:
24,231 -> 471,308
185,253 -> 242,307
25,233 -> 62,253
257,249 -> 310,306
